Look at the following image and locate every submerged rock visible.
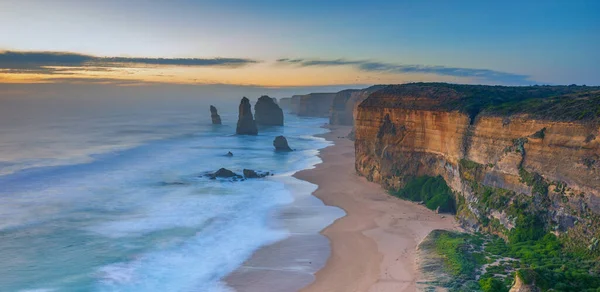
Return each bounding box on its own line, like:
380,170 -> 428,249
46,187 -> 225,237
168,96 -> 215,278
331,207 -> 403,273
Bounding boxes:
236,97 -> 258,135
243,169 -> 270,179
210,105 -> 222,125
255,95 -> 284,126
273,136 -> 292,152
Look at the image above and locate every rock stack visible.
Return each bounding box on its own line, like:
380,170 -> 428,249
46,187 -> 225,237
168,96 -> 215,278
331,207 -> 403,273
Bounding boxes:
210,105 -> 222,125
273,136 -> 292,151
255,95 -> 284,126
236,97 -> 258,135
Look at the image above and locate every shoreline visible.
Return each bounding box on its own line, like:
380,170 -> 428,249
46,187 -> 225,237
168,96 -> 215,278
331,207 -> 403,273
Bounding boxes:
297,125 -> 460,292
226,125 -> 460,292
224,124 -> 344,292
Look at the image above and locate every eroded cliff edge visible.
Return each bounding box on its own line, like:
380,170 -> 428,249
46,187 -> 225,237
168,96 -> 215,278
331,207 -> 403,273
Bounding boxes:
330,85 -> 385,126
355,83 -> 600,253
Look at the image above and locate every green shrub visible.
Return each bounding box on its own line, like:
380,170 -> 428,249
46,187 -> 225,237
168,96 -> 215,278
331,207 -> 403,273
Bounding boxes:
434,232 -> 478,277
479,277 -> 508,292
509,214 -> 547,243
391,175 -> 456,213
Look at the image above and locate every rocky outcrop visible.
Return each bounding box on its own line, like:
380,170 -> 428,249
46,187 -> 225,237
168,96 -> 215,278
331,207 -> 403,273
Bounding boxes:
207,168 -> 242,179
210,105 -> 222,125
509,274 -> 540,292
279,97 -> 292,110
243,169 -> 271,178
330,85 -> 385,125
354,83 -> 600,251
273,136 -> 292,151
255,95 -> 284,126
289,93 -> 336,117
206,168 -> 271,180
236,97 -> 258,135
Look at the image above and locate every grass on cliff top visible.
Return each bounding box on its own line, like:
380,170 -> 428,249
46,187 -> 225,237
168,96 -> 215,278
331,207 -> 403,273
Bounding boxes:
485,90 -> 600,122
390,175 -> 456,213
365,83 -> 600,122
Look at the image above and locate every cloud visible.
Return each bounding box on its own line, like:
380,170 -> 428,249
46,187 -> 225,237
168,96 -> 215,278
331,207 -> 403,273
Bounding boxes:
0,51 -> 260,74
277,58 -> 533,85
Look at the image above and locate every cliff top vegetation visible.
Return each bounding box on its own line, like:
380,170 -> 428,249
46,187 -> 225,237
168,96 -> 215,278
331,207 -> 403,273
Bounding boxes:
361,83 -> 600,122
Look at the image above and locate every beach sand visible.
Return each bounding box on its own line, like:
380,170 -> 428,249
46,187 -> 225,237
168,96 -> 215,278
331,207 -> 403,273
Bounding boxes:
297,126 -> 460,292
227,125 -> 459,292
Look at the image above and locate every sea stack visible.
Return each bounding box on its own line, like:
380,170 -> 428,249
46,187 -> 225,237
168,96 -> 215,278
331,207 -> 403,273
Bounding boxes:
273,136 -> 292,151
255,95 -> 284,126
210,105 -> 222,125
236,97 -> 258,135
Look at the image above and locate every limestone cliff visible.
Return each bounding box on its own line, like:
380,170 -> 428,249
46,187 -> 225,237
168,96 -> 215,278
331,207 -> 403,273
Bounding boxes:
255,95 -> 284,126
330,85 -> 385,125
290,93 -> 336,117
355,83 -> 600,252
236,97 -> 258,135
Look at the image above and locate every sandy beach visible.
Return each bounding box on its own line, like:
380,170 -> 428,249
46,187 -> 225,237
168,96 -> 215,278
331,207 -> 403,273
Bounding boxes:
296,125 -> 460,292
227,125 -> 459,292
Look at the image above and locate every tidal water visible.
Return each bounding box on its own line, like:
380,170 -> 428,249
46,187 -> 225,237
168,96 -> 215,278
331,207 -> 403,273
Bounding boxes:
0,98 -> 335,291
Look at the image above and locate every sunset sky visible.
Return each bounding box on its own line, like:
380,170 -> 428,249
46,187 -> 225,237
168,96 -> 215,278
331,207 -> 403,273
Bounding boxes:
1,0 -> 599,96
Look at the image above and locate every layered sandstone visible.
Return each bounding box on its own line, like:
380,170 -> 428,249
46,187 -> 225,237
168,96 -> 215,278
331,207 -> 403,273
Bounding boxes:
354,83 -> 600,249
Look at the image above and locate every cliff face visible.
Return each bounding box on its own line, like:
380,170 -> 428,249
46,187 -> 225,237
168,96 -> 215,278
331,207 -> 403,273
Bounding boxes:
290,95 -> 302,114
291,93 -> 337,117
255,95 -> 284,126
355,83 -> 600,251
330,85 -> 385,126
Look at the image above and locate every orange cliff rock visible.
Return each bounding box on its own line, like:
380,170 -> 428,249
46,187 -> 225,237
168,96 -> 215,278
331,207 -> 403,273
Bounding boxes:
354,83 -> 600,249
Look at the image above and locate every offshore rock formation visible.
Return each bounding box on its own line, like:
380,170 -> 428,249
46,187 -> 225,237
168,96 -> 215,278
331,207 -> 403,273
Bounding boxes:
290,93 -> 337,117
207,168 -> 241,179
255,95 -> 284,126
279,97 -> 292,110
243,169 -> 271,178
330,85 -> 385,125
354,83 -> 600,252
210,105 -> 222,125
236,97 -> 258,135
273,136 -> 292,151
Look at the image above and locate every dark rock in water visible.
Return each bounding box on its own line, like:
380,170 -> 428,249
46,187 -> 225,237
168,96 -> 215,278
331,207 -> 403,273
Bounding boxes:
236,97 -> 258,135
273,136 -> 292,151
207,168 -> 242,179
243,169 -> 270,179
226,151 -> 233,157
255,95 -> 284,126
210,105 -> 222,125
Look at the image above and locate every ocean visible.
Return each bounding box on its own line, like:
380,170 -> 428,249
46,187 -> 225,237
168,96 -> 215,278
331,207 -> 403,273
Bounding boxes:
0,97 -> 343,292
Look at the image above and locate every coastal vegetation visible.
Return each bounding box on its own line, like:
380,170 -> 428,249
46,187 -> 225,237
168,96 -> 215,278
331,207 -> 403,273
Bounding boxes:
370,83 -> 600,122
424,230 -> 600,292
390,175 -> 456,213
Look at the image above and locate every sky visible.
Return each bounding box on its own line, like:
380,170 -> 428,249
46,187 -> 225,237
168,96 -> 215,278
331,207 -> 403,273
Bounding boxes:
0,0 -> 599,98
